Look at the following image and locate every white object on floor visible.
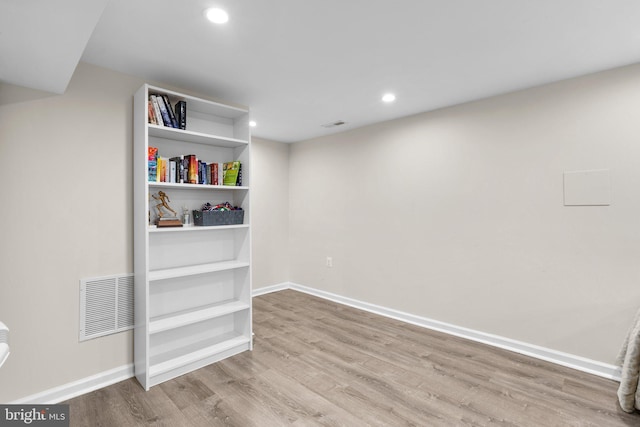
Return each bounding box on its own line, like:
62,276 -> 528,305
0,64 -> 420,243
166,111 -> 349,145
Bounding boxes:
0,321 -> 9,368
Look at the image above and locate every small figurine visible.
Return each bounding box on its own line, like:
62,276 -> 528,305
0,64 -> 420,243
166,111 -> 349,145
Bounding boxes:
152,191 -> 177,219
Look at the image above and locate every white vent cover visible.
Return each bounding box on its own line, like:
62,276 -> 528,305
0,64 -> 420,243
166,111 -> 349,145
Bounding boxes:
80,273 -> 134,341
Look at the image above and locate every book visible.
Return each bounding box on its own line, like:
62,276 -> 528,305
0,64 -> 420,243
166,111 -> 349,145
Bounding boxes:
211,163 -> 219,185
156,156 -> 162,182
149,95 -> 164,127
186,155 -> 198,184
147,100 -> 158,125
182,156 -> 189,183
207,163 -> 215,185
198,160 -> 208,185
169,160 -> 177,183
158,157 -> 167,182
155,94 -> 173,127
223,161 -> 241,186
161,94 -> 179,128
148,147 -> 158,182
175,101 -> 186,130
170,156 -> 184,184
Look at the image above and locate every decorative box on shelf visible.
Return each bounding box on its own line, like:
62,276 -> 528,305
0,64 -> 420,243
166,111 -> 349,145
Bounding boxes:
193,210 -> 244,226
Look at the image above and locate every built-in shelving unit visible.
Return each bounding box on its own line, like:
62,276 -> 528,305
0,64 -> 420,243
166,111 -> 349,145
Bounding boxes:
133,84 -> 252,390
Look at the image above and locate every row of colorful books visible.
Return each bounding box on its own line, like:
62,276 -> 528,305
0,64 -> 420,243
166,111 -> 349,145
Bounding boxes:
148,94 -> 186,129
148,147 -> 242,186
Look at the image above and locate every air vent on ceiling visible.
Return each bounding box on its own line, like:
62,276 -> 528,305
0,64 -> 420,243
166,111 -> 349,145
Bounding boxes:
321,120 -> 346,128
79,273 -> 134,341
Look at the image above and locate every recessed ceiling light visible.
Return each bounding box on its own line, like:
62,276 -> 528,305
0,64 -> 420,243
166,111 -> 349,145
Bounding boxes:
205,8 -> 229,24
382,93 -> 396,103
249,121 -> 257,127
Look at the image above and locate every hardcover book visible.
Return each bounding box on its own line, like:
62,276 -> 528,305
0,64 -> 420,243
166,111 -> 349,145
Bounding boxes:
182,156 -> 189,183
169,160 -> 177,183
147,100 -> 158,125
211,163 -> 219,185
161,94 -> 179,128
186,155 -> 198,184
175,100 -> 187,130
148,147 -> 158,182
223,161 -> 241,186
199,161 -> 208,185
170,156 -> 185,184
155,94 -> 173,127
149,95 -> 164,127
158,157 -> 166,182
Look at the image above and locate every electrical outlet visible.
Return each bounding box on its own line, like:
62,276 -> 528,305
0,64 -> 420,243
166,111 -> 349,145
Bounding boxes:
326,256 -> 333,268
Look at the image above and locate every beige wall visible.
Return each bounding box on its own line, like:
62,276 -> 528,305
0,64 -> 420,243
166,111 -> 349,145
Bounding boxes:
288,64 -> 640,364
2,59 -> 639,401
0,63 -> 142,402
251,137 -> 290,289
0,64 -> 291,402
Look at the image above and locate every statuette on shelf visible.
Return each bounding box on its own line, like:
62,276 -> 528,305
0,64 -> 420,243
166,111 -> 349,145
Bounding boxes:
151,191 -> 182,227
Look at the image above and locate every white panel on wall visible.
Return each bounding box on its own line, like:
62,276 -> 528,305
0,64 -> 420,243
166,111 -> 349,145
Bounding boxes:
563,169 -> 611,206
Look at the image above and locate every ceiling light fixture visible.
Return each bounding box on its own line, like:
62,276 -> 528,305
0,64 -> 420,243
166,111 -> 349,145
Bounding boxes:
205,8 -> 229,24
382,93 -> 396,103
249,121 -> 257,127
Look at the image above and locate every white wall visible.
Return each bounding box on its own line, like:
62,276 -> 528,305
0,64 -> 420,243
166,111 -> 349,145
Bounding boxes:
0,63 -> 291,402
0,63 -> 143,402
251,137 -> 290,289
288,64 -> 640,364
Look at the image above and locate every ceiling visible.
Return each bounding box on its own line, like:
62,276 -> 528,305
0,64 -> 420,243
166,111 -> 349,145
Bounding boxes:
3,1 -> 640,142
0,0 -> 108,94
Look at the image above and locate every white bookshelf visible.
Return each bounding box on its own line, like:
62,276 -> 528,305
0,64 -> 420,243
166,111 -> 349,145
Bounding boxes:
133,84 -> 252,390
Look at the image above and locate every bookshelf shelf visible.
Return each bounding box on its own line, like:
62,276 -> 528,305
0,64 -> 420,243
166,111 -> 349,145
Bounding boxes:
148,124 -> 248,148
148,182 -> 249,191
149,300 -> 250,334
134,83 -> 252,391
149,260 -> 250,281
149,333 -> 251,380
148,224 -> 249,233
146,84 -> 248,119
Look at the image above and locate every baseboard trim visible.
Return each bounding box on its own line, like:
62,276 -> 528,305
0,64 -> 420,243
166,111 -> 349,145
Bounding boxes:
252,282 -> 290,297
10,364 -> 134,404
255,282 -> 621,382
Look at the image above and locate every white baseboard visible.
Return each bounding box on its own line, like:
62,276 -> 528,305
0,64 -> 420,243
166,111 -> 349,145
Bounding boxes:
252,282 -> 290,297
254,282 -> 621,382
10,364 -> 134,404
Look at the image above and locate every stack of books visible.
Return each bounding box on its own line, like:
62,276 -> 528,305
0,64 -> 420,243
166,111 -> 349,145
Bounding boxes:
148,147 -> 242,186
147,93 -> 186,130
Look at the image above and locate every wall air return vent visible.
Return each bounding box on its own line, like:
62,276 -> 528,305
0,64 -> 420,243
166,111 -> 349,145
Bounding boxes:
321,120 -> 346,128
79,273 -> 134,341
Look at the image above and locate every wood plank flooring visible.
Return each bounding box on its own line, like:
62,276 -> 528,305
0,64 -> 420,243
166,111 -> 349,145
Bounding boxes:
67,290 -> 640,426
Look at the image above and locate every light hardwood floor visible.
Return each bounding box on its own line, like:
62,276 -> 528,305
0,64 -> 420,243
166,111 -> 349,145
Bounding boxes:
67,290 -> 639,426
